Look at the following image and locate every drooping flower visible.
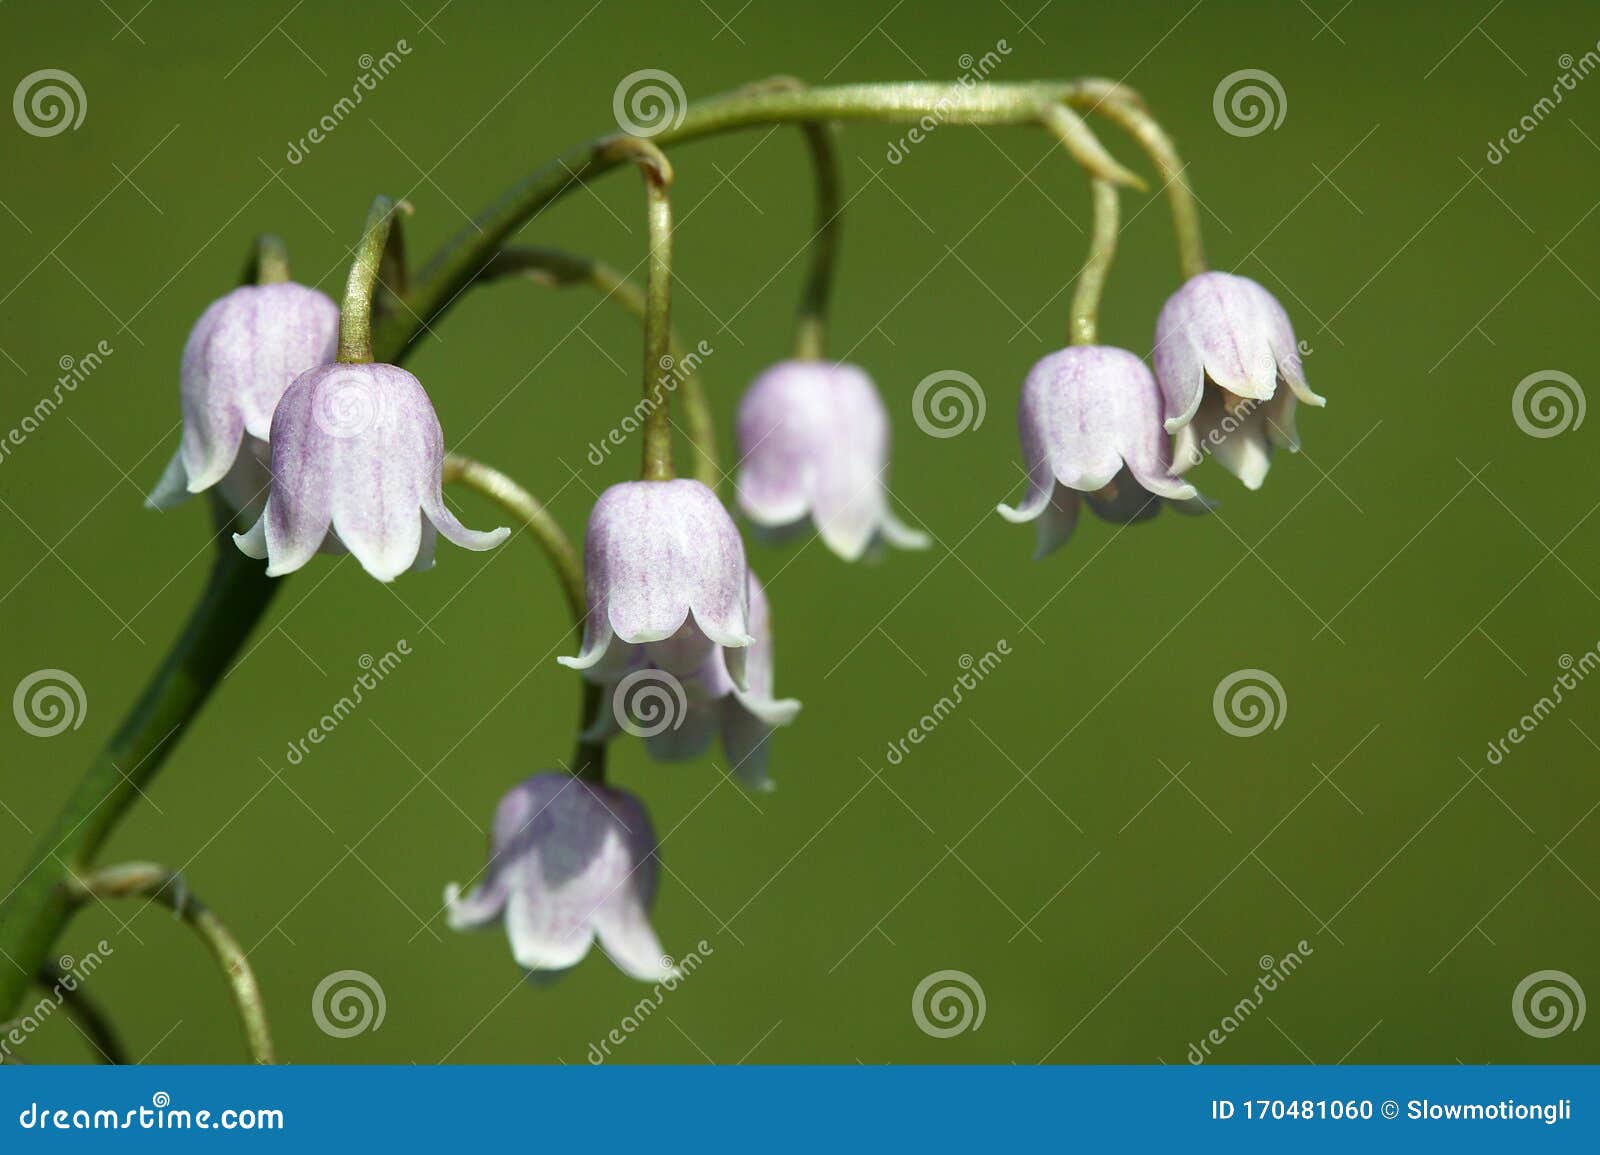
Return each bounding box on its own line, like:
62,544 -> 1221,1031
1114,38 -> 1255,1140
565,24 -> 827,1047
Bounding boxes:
147,282 -> 339,516
1152,271 -> 1325,489
559,479 -> 753,684
444,772 -> 673,982
591,571 -> 800,790
997,346 -> 1197,558
735,360 -> 929,562
232,362 -> 508,581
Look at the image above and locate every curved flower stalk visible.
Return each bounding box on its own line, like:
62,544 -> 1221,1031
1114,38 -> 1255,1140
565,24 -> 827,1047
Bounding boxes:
233,198 -> 508,580
1000,180 -> 1198,557
736,360 -> 929,561
589,571 -> 800,790
1154,271 -> 1326,490
445,772 -> 673,981
146,253 -> 339,518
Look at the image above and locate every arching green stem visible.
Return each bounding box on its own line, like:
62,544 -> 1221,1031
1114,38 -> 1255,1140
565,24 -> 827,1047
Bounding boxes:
482,247 -> 719,491
338,196 -> 412,364
65,862 -> 274,1064
1070,180 -> 1119,346
1085,93 -> 1206,279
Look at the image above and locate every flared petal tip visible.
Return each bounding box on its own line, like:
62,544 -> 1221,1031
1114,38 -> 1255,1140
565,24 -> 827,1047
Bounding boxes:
232,521 -> 267,560
996,501 -> 1040,525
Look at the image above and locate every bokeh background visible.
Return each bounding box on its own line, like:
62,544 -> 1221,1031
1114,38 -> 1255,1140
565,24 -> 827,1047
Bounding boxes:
2,0 -> 1598,1065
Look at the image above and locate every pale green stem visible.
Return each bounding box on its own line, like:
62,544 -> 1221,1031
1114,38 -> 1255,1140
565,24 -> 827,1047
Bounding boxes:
338,196 -> 412,364
65,862 -> 274,1064
1070,180 -> 1119,346
245,234 -> 291,285
1084,93 -> 1206,279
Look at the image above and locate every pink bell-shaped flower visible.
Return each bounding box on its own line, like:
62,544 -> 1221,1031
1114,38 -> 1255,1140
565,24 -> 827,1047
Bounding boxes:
232,362 -> 508,581
735,360 -> 929,562
997,346 -> 1197,558
444,772 -> 674,982
147,282 -> 339,516
1152,271 -> 1325,489
559,479 -> 754,684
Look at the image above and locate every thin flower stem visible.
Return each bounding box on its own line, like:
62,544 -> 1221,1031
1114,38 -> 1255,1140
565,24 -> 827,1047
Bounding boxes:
1084,93 -> 1206,279
440,453 -> 585,627
793,119 -> 840,361
1070,180 -> 1119,346
338,195 -> 412,364
482,247 -> 719,491
65,863 -> 274,1064
34,961 -> 129,1064
244,234 -> 291,286
439,453 -> 602,782
595,138 -> 677,482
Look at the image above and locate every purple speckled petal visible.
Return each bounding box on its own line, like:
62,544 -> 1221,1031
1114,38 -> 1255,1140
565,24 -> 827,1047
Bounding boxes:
735,360 -> 926,561
562,479 -> 751,676
444,772 -> 670,981
232,362 -> 505,581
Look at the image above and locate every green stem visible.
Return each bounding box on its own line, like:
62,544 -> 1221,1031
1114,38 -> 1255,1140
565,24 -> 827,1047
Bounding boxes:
35,961 -> 128,1064
65,862 -> 274,1064
244,234 -> 291,286
338,196 -> 411,364
1085,93 -> 1206,279
482,247 -> 719,491
597,137 -> 676,482
1069,180 -> 1119,346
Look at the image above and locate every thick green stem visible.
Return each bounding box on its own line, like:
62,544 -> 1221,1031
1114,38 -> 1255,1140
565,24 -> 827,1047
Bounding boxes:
338,196 -> 411,364
482,247 -> 719,491
65,862 -> 274,1064
1070,180 -> 1119,346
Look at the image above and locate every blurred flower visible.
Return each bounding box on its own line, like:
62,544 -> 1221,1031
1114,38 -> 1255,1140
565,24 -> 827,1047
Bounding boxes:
736,360 -> 929,561
444,771 -> 673,982
592,571 -> 801,790
559,479 -> 753,684
147,283 -> 339,516
997,346 -> 1197,558
1152,271 -> 1325,489
232,363 -> 508,581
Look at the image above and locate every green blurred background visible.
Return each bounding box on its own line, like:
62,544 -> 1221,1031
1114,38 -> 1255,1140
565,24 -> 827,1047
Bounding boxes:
2,0 -> 1598,1065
